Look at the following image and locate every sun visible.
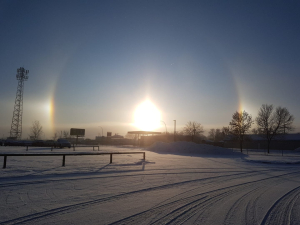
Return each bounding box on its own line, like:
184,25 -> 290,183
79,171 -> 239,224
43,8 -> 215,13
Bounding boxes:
134,100 -> 161,131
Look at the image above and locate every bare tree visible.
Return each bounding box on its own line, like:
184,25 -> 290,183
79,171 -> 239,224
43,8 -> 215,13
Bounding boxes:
63,131 -> 69,139
251,128 -> 259,135
53,130 -> 70,139
222,126 -> 230,137
208,128 -> 223,141
256,104 -> 294,153
58,131 -> 63,138
229,110 -> 254,152
208,129 -> 216,141
52,132 -> 58,141
29,120 -> 43,140
215,129 -> 224,141
183,121 -> 204,141
280,107 -> 294,134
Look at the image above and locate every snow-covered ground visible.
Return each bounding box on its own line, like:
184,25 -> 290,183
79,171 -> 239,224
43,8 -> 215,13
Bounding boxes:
1,142 -> 300,224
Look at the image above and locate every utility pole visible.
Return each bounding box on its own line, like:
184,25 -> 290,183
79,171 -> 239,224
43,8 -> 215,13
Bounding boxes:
10,67 -> 29,139
174,120 -> 176,142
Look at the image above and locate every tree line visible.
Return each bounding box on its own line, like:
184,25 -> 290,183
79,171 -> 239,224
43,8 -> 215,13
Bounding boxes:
28,104 -> 294,154
28,120 -> 70,141
182,104 -> 294,153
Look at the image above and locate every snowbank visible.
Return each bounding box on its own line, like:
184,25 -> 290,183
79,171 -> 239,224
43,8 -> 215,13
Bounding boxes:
146,141 -> 242,157
146,141 -> 300,164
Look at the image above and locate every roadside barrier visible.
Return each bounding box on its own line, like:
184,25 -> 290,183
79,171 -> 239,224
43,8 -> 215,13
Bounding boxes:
0,152 -> 145,168
23,145 -> 100,151
70,145 -> 100,151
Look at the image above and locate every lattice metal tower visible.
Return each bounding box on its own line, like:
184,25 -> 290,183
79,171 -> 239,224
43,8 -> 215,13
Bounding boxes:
10,67 -> 29,139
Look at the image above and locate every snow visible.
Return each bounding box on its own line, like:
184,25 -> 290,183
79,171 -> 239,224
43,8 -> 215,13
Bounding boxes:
1,142 -> 300,224
147,141 -> 244,156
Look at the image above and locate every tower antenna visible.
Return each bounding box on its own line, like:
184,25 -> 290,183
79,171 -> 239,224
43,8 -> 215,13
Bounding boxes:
9,67 -> 29,139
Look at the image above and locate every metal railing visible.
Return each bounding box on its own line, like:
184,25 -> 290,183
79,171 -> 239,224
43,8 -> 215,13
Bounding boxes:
24,145 -> 100,151
0,152 -> 146,168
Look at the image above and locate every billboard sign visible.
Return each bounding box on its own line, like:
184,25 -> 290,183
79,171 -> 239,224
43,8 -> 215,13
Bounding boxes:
70,128 -> 85,136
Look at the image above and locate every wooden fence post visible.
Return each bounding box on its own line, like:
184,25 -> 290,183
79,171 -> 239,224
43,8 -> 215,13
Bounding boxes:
110,154 -> 112,164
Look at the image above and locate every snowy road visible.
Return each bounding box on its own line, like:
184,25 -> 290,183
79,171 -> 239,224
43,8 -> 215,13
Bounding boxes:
1,144 -> 300,224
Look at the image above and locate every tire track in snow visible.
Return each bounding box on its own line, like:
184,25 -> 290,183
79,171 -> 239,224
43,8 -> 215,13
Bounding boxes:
0,170 -> 263,225
243,187 -> 267,225
187,171 -> 300,225
158,185 -> 250,224
223,186 -> 262,225
1,170 -> 299,225
111,185 -> 243,225
0,167 -> 281,188
223,170 -> 296,225
0,170 -> 253,188
189,171 -> 300,225
110,182 -> 260,224
145,168 -> 298,213
260,185 -> 300,225
110,171 -> 300,225
142,170 -> 282,224
112,170 -> 279,224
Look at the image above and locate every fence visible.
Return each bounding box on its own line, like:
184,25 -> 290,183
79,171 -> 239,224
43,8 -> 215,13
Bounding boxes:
23,145 -> 100,151
0,152 -> 146,169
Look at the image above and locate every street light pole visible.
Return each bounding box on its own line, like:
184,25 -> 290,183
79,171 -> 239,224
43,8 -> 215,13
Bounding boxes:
173,120 -> 176,142
160,120 -> 167,134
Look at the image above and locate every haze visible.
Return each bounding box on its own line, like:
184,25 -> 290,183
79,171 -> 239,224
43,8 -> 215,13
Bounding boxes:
0,1 -> 299,139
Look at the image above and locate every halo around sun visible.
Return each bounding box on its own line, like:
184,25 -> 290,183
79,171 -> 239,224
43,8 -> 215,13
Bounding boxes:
134,100 -> 161,131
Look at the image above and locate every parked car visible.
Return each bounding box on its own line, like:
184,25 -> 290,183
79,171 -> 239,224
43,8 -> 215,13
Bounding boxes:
44,140 -> 57,147
20,140 -> 33,146
4,139 -> 19,146
32,140 -> 45,147
57,139 -> 71,148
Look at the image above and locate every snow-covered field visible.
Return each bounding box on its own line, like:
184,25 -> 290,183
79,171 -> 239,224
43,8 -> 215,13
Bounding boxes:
1,142 -> 300,224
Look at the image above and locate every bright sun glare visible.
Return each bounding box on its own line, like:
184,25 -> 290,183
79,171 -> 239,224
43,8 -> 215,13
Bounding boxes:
134,100 -> 161,131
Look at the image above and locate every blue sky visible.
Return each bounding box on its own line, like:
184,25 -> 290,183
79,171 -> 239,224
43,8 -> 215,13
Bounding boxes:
1,0 -> 300,139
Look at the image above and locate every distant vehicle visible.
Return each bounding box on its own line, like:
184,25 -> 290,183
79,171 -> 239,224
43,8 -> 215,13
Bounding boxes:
20,140 -> 33,146
32,140 -> 45,147
4,139 -> 19,146
44,140 -> 57,147
57,139 -> 71,148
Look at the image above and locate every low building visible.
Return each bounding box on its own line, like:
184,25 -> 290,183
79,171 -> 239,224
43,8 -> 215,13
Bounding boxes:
224,133 -> 300,150
111,134 -> 124,139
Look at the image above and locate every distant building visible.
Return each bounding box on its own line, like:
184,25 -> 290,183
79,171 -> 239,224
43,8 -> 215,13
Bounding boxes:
95,136 -> 105,141
111,134 -> 124,139
224,133 -> 300,150
95,134 -> 124,140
